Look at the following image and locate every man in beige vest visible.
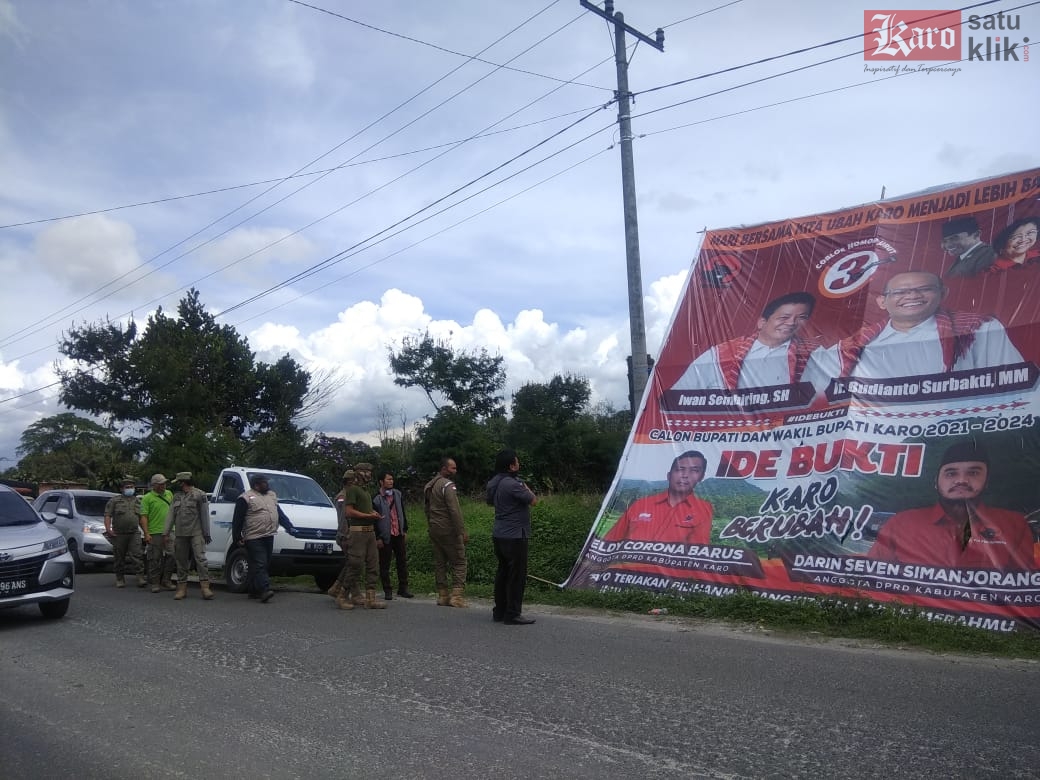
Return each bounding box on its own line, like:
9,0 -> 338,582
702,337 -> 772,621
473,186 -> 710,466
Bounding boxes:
231,473 -> 296,603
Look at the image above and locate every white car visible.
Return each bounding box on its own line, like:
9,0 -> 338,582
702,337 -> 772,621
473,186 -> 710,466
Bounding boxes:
34,489 -> 116,572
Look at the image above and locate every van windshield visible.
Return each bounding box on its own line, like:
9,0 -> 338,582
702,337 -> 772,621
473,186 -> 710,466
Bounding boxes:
248,473 -> 333,508
0,492 -> 43,526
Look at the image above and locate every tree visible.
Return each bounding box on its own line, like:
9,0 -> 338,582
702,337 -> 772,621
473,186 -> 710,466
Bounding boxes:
509,375 -> 592,492
375,403 -> 417,493
57,288 -> 317,479
412,408 -> 500,493
389,331 -> 506,420
305,434 -> 378,494
14,413 -> 135,487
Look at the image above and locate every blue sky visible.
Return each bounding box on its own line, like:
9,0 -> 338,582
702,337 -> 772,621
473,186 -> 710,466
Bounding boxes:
0,0 -> 1037,461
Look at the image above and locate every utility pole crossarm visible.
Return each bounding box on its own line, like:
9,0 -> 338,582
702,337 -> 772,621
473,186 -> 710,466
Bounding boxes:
579,0 -> 664,51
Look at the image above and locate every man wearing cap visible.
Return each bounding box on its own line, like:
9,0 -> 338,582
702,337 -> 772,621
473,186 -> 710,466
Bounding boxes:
868,440 -> 1034,569
140,473 -> 176,593
231,473 -> 296,603
942,216 -> 996,278
339,464 -> 385,610
163,472 -> 215,600
104,475 -> 147,588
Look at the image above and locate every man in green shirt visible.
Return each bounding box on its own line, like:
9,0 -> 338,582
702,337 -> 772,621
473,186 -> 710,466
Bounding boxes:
139,473 -> 175,593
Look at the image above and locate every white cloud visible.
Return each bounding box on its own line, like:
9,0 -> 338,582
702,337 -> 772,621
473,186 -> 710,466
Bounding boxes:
33,214 -> 141,292
197,227 -> 317,276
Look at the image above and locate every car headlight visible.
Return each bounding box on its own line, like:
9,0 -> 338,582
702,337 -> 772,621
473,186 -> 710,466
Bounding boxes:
43,535 -> 68,559
84,522 -> 106,534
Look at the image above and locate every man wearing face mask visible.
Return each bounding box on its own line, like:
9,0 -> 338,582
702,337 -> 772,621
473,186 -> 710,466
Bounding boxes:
104,475 -> 147,589
231,473 -> 296,603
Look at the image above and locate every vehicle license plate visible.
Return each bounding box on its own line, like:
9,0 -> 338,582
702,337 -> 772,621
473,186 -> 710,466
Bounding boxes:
304,542 -> 333,554
0,578 -> 28,595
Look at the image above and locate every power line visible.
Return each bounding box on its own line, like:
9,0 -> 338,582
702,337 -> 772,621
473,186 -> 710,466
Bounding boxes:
232,146 -> 612,328
217,110 -> 615,318
286,0 -> 611,91
632,0 -> 1039,120
634,0 -> 1015,98
0,106 -> 601,231
661,0 -> 744,29
0,124 -> 616,407
0,1 -> 575,350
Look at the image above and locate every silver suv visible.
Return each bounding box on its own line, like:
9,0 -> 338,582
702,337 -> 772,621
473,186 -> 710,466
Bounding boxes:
0,484 -> 74,619
34,489 -> 116,572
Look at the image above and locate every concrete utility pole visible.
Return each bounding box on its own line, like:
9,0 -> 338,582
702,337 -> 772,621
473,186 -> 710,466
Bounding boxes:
580,1 -> 664,415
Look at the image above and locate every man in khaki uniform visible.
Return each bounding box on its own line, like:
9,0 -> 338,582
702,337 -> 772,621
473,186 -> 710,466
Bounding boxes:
338,464 -> 385,611
104,475 -> 146,588
424,458 -> 468,607
163,471 -> 214,600
328,470 -> 353,603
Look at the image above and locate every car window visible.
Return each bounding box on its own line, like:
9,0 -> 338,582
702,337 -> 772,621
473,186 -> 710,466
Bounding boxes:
38,495 -> 61,514
220,473 -> 244,501
0,491 -> 43,526
74,495 -> 110,517
59,494 -> 74,514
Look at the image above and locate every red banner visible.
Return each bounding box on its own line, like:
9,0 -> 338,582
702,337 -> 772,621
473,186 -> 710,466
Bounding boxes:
566,167 -> 1040,633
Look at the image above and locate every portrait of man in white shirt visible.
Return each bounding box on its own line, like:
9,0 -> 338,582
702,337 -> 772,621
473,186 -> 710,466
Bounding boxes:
671,292 -> 827,392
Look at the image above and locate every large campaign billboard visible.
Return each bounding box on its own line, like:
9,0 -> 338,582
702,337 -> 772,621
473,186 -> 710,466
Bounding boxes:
565,167 -> 1040,632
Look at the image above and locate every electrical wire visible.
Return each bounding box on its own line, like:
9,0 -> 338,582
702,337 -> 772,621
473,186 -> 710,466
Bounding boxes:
634,0 -> 1020,98
0,1 -> 579,349
0,105 -> 601,230
231,146 -> 612,329
286,0 -> 611,91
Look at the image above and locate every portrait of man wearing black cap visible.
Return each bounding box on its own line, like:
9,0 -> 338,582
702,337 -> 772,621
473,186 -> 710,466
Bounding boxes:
867,439 -> 1035,570
941,215 -> 996,278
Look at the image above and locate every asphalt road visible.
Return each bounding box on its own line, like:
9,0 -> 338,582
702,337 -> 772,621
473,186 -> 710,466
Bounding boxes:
2,573 -> 1039,779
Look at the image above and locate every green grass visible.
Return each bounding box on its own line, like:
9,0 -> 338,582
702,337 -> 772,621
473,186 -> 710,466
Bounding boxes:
281,494 -> 1040,658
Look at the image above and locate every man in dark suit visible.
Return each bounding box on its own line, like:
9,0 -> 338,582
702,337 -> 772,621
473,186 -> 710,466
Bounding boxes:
942,216 -> 996,277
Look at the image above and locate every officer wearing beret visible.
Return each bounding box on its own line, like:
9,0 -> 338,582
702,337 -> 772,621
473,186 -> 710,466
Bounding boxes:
163,472 -> 215,600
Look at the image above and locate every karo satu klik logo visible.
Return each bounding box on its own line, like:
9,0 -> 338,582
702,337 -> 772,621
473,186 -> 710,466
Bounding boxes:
864,10 -> 1031,62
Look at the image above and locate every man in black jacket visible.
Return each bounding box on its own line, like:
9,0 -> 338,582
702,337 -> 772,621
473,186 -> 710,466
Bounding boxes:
485,449 -> 538,626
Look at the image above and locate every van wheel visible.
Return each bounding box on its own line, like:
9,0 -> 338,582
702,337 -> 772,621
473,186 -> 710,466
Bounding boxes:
39,599 -> 70,619
67,540 -> 86,574
225,547 -> 250,593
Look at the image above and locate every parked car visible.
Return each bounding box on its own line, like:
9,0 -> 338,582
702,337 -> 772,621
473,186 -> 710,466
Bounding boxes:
34,489 -> 116,572
0,484 -> 74,619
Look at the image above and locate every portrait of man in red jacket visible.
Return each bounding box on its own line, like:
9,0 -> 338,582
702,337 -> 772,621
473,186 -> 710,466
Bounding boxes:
602,450 -> 714,546
867,439 -> 1035,570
